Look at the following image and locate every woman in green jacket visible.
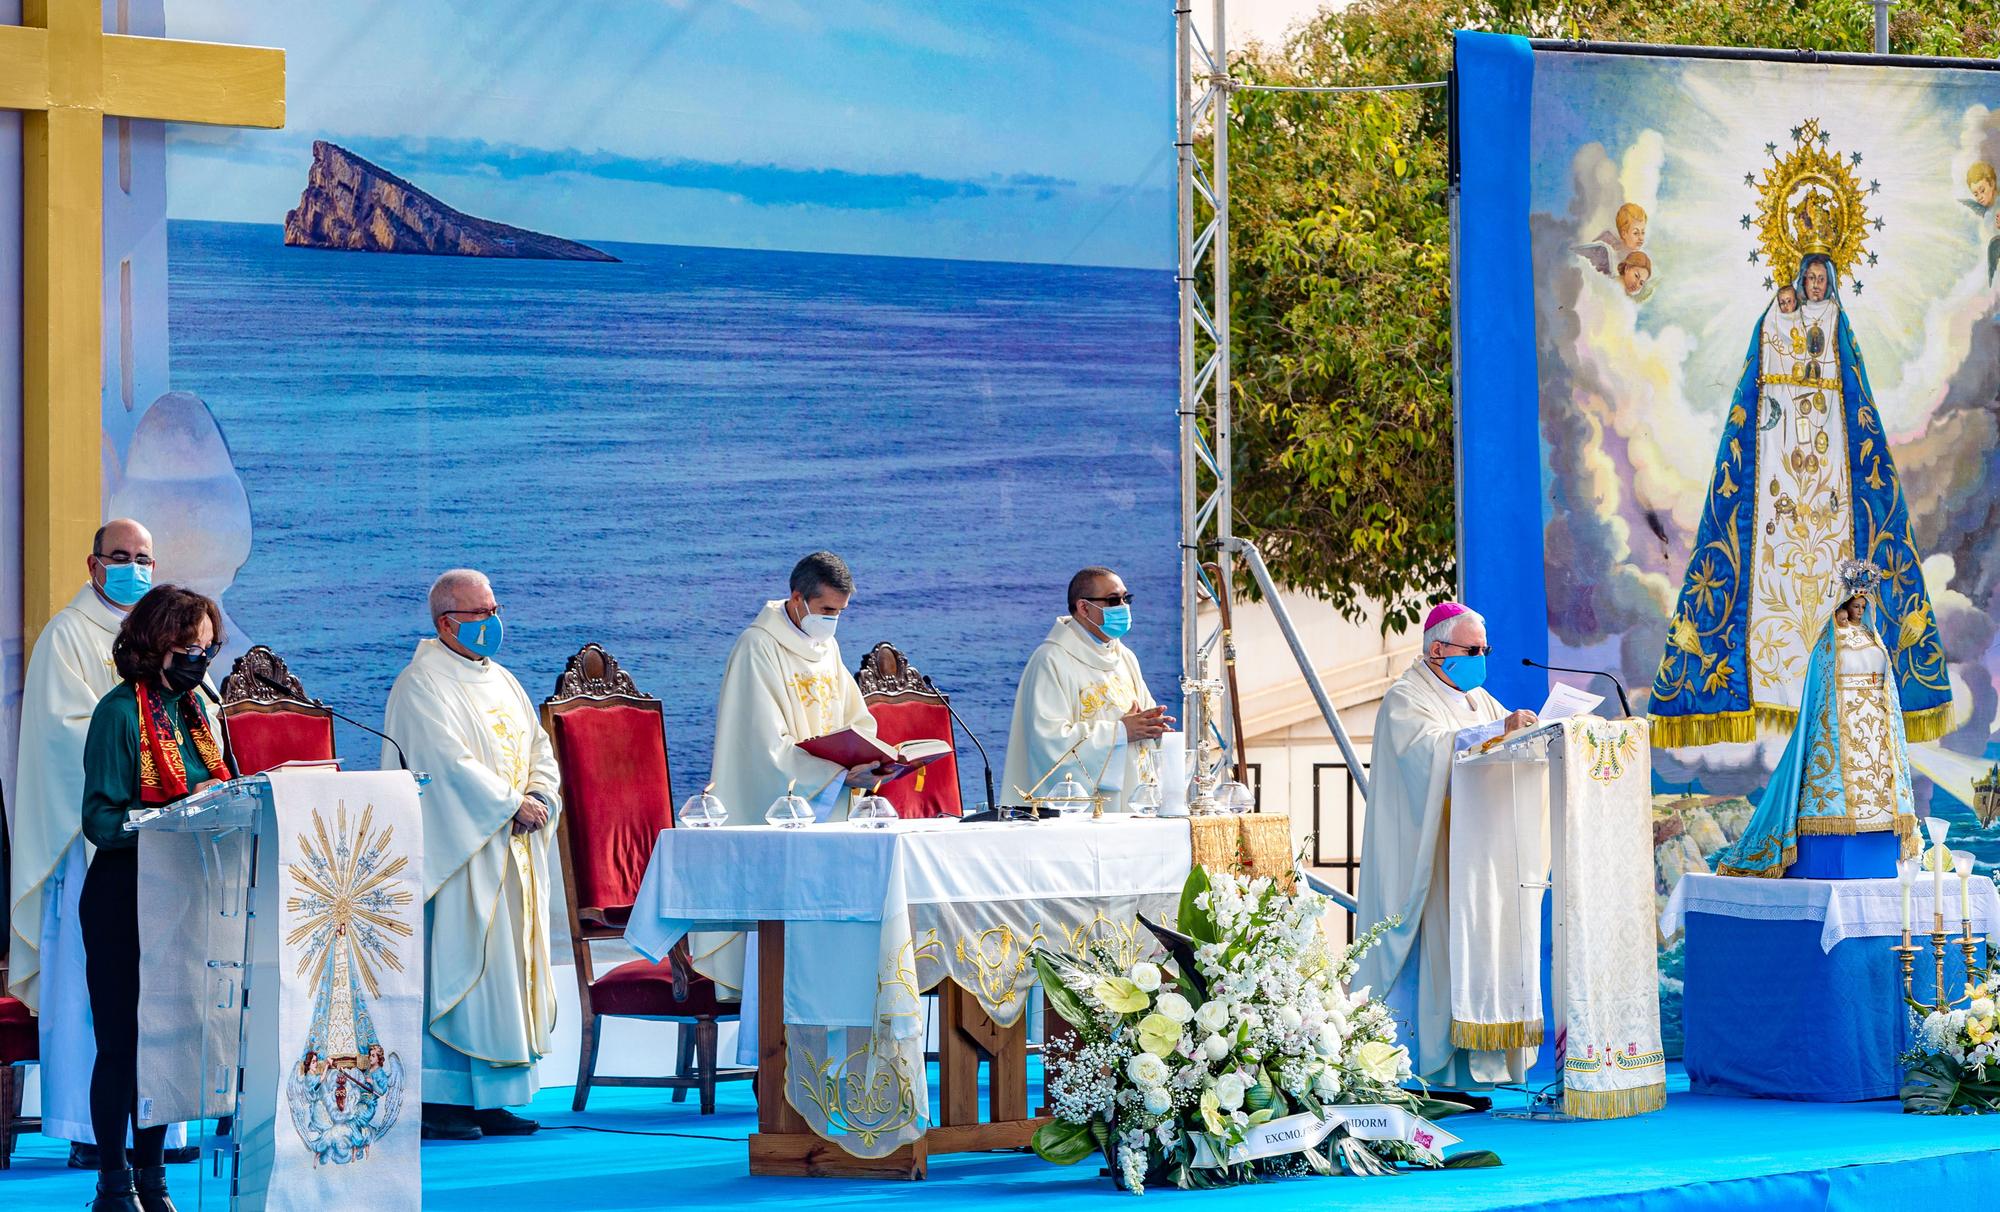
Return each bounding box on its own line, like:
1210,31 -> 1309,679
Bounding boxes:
79,586 -> 234,1212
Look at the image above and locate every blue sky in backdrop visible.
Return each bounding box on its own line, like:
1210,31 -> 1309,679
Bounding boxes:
164,0 -> 1176,268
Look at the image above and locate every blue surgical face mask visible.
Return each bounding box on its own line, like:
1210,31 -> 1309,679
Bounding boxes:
99,559 -> 152,607
455,614 -> 503,659
1097,604 -> 1133,640
1440,653 -> 1487,691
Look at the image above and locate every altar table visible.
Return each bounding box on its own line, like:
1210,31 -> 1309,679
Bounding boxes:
624,817 -> 1191,1178
1662,873 -> 2000,1101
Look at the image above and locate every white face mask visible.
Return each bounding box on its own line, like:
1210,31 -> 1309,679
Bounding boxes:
799,611 -> 839,643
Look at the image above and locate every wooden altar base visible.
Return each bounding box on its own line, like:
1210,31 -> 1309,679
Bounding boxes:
747,922 -> 1049,1180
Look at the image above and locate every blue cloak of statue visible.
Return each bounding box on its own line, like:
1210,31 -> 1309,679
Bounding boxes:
1649,256 -> 1951,749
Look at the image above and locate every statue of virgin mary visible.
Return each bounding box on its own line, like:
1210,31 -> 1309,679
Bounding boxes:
1713,560 -> 1920,879
1650,122 -> 1950,748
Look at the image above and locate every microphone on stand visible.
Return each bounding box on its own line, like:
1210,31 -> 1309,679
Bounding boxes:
251,671 -> 411,770
1520,657 -> 1633,719
920,674 -> 998,816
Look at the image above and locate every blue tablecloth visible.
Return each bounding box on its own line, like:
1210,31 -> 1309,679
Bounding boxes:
1683,911 -> 1987,1101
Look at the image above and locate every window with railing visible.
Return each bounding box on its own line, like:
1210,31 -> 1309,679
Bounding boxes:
1309,760 -> 1369,943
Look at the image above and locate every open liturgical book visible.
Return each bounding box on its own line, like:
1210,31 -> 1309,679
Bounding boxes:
796,728 -> 952,782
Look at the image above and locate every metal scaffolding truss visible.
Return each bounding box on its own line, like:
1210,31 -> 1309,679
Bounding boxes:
1174,0 -> 1378,802
1176,0 -> 1232,776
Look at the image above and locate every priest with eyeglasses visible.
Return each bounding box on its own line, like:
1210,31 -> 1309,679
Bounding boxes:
382,569 -> 561,1142
1002,566 -> 1171,813
1351,602 -> 1537,1099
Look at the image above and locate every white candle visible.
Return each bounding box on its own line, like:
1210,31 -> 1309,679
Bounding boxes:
1934,843 -> 1946,920
1956,853 -> 1974,922
1901,860 -> 1913,936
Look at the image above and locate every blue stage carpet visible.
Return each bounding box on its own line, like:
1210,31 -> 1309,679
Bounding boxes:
5,1068 -> 1998,1210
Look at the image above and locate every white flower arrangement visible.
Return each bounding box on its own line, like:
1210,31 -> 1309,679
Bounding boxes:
1034,866 -> 1484,1192
1901,972 -> 2000,1115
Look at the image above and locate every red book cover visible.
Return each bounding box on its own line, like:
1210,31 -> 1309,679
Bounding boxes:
796,730 -> 951,781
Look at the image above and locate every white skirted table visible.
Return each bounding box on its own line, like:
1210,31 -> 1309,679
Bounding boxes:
624,817 -> 1191,1178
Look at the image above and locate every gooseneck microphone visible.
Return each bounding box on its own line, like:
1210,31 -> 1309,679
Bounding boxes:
921,673 -> 998,816
251,671 -> 411,771
1520,657 -> 1633,719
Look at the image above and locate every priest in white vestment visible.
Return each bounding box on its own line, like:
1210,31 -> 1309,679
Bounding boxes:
383,569 -> 561,1141
7,519 -> 189,1162
698,552 -> 886,997
1002,566 -> 1170,813
1351,602 -> 1538,1096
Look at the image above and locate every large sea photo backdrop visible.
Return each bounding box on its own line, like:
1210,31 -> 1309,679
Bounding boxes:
159,0 -> 1179,790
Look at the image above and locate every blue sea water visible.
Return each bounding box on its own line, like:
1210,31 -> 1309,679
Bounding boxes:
166,221 -> 1180,798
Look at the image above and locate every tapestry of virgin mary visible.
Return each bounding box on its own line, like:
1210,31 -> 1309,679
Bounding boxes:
1453,33 -> 2000,1056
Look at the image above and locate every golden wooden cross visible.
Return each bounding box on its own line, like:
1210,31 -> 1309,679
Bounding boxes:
0,1 -> 283,645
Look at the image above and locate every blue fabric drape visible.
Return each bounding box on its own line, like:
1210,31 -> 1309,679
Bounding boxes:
1453,31 -> 1547,712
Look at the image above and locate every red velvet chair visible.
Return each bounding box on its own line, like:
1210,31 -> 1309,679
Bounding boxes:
218,646 -> 337,774
540,643 -> 751,1114
1,821 -> 40,1169
857,642 -> 962,818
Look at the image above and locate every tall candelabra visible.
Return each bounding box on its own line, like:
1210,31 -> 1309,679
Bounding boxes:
1895,820 -> 1988,1015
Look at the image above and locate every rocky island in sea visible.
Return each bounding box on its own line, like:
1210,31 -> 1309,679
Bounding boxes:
283,140 -> 616,262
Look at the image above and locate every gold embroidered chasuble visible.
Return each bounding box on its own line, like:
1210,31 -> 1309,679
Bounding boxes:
1001,617 -> 1157,812
8,584 -> 124,1009
382,638 -> 561,1106
697,600 -> 879,996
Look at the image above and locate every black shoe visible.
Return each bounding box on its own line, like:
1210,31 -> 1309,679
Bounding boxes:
471,1107 -> 541,1136
420,1102 -> 482,1141
162,1145 -> 201,1165
68,1141 -> 103,1170
90,1168 -> 142,1212
135,1164 -> 179,1212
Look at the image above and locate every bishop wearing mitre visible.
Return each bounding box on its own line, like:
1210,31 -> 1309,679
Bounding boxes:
698,551 -> 885,997
1002,566 -> 1171,813
9,519 -> 194,1165
383,569 -> 561,1142
1351,602 -> 1537,1096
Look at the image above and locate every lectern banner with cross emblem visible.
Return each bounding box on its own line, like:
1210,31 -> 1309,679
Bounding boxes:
271,768 -> 423,1211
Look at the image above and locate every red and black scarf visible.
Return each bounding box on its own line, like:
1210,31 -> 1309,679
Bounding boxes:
135,681 -> 234,804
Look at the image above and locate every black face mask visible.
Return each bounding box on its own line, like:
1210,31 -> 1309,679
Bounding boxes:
162,652 -> 211,697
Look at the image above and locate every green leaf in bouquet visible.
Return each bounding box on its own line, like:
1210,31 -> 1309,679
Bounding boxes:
1415,1095 -> 1480,1121
1442,1150 -> 1504,1169
1087,1116 -> 1113,1155
1032,1117 -> 1097,1166
1900,1053 -> 1967,1116
1179,866 -> 1221,944
1032,951 -> 1095,1033
1300,1145 -> 1334,1177
1138,914 -> 1211,1001
1332,1130 -> 1401,1178
1246,1108 -> 1276,1127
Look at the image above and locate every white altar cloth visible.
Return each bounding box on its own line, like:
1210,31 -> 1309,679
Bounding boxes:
624,817 -> 1191,1155
1661,872 -> 2000,953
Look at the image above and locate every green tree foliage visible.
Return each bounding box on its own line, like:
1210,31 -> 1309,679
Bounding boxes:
1210,0 -> 2000,632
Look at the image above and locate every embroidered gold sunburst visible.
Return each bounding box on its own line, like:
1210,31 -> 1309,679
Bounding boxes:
285,802 -> 415,1001
1750,118 -> 1872,289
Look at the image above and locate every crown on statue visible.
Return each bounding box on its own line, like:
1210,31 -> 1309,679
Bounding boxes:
1837,559 -> 1885,597
1748,118 -> 1875,291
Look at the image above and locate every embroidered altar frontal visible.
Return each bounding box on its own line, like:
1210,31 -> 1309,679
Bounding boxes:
624,818 -> 1192,1157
